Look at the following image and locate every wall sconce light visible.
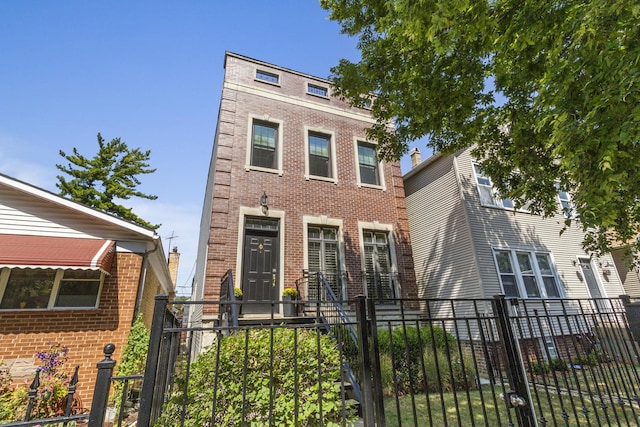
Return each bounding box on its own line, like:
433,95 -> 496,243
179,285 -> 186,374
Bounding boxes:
260,191 -> 268,215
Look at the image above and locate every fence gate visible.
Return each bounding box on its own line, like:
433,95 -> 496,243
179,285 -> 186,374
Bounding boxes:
360,295 -> 640,426
136,294 -> 640,427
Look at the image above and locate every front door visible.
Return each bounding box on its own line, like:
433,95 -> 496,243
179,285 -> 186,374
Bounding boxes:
242,217 -> 279,314
579,257 -> 603,298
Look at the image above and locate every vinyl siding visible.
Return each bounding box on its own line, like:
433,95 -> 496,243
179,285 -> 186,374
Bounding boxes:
455,149 -> 625,300
0,185 -> 148,241
404,155 -> 482,299
612,248 -> 640,298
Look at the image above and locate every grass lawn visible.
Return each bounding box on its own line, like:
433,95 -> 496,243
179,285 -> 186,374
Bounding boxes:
383,385 -> 640,427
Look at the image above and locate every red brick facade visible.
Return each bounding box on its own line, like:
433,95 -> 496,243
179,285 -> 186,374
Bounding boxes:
0,252 -> 146,409
201,53 -> 417,311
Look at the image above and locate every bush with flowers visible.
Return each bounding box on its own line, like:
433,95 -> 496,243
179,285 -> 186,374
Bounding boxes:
32,343 -> 74,417
0,343 -> 77,423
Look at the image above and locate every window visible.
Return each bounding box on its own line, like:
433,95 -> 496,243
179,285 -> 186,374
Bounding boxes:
255,70 -> 279,84
363,231 -> 396,299
357,142 -> 381,186
308,226 -> 341,298
493,250 -> 562,298
473,164 -> 514,208
0,268 -> 103,309
307,84 -> 328,97
556,184 -> 576,218
251,120 -> 278,169
307,131 -> 333,179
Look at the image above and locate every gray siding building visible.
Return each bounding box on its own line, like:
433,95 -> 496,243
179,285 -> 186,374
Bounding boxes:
403,148 -> 626,302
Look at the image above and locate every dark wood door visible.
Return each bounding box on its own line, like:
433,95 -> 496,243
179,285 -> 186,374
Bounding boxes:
241,218 -> 279,314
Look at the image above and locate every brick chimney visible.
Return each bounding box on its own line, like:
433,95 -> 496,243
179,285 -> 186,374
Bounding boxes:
168,246 -> 180,286
410,147 -> 422,168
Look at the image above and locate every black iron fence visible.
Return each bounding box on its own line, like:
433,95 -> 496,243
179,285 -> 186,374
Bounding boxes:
129,294 -> 640,426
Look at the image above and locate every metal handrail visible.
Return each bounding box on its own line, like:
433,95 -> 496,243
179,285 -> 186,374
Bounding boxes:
219,269 -> 239,330
316,272 -> 362,404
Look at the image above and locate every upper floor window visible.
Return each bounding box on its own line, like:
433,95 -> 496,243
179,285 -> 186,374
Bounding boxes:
0,267 -> 103,310
556,184 -> 577,218
357,141 -> 382,187
255,70 -> 279,85
473,163 -> 514,209
307,83 -> 328,97
494,249 -> 562,299
306,130 -> 337,181
245,116 -> 282,173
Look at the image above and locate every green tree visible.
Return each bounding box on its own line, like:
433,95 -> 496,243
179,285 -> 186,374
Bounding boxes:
321,0 -> 640,258
56,133 -> 159,229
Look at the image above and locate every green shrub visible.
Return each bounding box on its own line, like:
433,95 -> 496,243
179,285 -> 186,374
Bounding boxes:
529,358 -> 568,375
422,347 -> 476,393
154,328 -> 357,426
111,314 -> 149,410
376,325 -> 470,395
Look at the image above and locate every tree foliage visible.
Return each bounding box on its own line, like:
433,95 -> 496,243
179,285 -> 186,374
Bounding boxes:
321,0 -> 640,257
56,133 -> 159,229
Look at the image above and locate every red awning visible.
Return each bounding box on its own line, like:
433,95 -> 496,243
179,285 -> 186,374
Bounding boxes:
0,234 -> 115,273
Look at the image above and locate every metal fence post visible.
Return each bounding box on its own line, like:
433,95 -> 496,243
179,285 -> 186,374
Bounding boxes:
492,295 -> 536,427
88,344 -> 116,427
138,294 -> 169,427
620,294 -> 640,345
355,295 -> 375,426
366,297 -> 386,427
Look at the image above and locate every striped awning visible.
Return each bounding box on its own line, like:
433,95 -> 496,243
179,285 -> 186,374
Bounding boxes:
0,234 -> 115,273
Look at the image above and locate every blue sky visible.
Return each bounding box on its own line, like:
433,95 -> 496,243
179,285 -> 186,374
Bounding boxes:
0,1 -> 421,295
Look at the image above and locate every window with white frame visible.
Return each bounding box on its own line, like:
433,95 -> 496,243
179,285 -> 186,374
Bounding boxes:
250,119 -> 279,170
556,184 -> 577,218
363,230 -> 396,299
473,163 -> 514,209
307,226 -> 341,298
308,131 -> 333,179
0,268 -> 104,309
493,250 -> 562,298
357,141 -> 382,187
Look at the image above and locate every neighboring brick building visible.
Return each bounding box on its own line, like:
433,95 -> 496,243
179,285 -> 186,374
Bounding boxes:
192,53 -> 417,343
0,173 -> 176,408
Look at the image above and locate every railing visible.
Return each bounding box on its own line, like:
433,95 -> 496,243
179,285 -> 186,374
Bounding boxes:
111,374 -> 144,427
314,272 -> 363,405
218,269 -> 239,331
1,345 -> 116,427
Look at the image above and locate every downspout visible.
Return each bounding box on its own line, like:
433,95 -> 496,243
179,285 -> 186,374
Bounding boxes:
134,236 -> 160,319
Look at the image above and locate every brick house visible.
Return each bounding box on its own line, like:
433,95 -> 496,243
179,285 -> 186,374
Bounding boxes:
0,173 -> 176,407
191,52 -> 417,346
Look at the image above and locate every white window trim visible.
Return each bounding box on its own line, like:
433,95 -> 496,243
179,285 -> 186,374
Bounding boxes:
303,215 -> 345,298
556,183 -> 577,219
0,267 -> 104,310
357,221 -> 398,298
472,162 -> 523,211
245,114 -> 284,176
306,82 -> 330,99
354,137 -> 386,191
254,69 -> 281,86
304,126 -> 338,183
236,206 -> 286,312
492,248 -> 564,299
